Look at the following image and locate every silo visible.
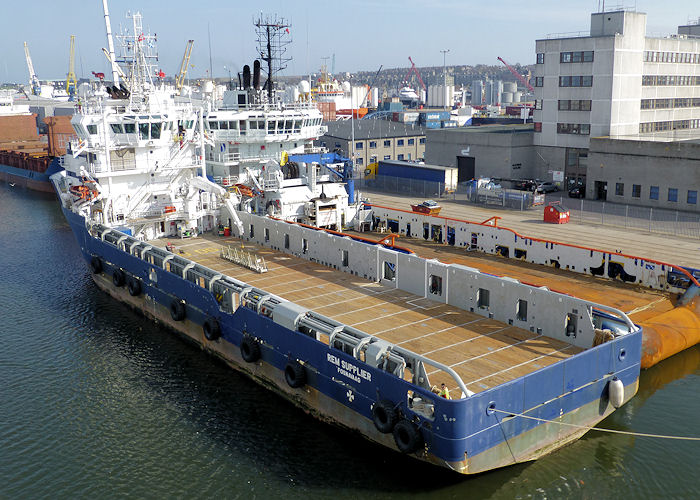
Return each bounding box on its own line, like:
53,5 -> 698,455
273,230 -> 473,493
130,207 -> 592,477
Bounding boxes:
503,81 -> 517,93
501,92 -> 513,104
513,91 -> 522,103
471,80 -> 483,105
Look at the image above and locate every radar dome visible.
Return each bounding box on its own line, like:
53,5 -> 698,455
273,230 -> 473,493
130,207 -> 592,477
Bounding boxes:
299,80 -> 310,93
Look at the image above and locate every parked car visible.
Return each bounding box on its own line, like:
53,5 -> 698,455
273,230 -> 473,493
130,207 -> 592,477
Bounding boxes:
568,186 -> 585,198
514,179 -> 538,192
537,181 -> 558,193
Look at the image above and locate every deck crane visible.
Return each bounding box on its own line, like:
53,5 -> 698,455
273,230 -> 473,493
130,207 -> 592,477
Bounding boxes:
23,42 -> 41,96
66,35 -> 78,101
101,48 -> 129,85
403,56 -> 426,92
175,40 -> 194,94
497,56 -> 535,93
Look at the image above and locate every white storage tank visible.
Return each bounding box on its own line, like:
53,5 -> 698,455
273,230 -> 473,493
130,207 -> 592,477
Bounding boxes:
501,92 -> 513,104
503,82 -> 517,93
513,91 -> 522,103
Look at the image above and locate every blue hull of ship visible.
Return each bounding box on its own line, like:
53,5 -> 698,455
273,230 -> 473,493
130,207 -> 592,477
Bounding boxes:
60,205 -> 642,473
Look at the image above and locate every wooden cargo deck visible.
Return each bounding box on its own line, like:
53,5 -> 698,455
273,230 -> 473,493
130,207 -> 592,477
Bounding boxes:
346,230 -> 675,325
151,234 -> 584,395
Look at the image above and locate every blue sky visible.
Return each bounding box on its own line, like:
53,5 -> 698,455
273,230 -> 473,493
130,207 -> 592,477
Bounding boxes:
3,0 -> 699,84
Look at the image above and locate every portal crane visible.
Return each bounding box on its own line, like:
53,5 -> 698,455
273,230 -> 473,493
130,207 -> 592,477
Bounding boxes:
497,56 -> 535,93
403,56 -> 426,91
176,40 -> 194,93
66,35 -> 78,101
23,42 -> 40,96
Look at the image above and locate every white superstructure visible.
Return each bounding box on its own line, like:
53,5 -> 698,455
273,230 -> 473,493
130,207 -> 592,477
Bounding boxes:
51,5 -> 358,241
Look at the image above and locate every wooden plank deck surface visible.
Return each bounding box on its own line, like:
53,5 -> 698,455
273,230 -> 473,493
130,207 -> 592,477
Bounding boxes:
150,234 -> 583,395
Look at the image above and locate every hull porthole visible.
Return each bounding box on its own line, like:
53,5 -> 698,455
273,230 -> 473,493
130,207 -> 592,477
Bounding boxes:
285,361 -> 306,388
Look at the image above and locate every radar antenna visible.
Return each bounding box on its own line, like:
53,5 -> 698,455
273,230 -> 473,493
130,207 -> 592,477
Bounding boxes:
254,14 -> 292,100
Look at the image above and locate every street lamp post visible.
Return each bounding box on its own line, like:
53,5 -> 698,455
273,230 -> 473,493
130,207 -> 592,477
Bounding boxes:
440,49 -> 449,110
223,65 -> 232,88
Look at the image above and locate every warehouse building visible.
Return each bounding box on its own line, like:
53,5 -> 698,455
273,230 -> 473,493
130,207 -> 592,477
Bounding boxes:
318,120 -> 426,175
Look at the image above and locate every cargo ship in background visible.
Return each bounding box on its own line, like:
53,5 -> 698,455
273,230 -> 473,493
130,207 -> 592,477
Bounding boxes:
0,90 -> 74,193
49,3 -> 644,476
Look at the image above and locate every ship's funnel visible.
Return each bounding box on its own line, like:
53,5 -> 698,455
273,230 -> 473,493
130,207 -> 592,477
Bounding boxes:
243,65 -> 251,89
253,60 -> 261,90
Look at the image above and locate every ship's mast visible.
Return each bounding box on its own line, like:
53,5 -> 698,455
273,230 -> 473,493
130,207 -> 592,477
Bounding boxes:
254,14 -> 291,101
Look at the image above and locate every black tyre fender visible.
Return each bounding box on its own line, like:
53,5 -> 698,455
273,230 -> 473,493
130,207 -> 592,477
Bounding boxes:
169,300 -> 186,321
393,419 -> 423,454
372,399 -> 398,434
127,277 -> 142,296
240,336 -> 261,363
284,360 -> 306,388
112,269 -> 125,287
90,256 -> 102,274
203,318 -> 221,341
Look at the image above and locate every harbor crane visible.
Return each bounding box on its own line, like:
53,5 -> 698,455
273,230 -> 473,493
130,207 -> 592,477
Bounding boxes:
497,56 -> 535,93
23,42 -> 41,96
66,35 -> 78,101
403,56 -> 426,91
175,40 -> 194,93
362,65 -> 382,107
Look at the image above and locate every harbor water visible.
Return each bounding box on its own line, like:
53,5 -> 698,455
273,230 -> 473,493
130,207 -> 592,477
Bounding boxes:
1,184 -> 699,499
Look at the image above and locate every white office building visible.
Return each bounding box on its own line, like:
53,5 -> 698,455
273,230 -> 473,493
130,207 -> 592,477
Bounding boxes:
533,9 -> 700,191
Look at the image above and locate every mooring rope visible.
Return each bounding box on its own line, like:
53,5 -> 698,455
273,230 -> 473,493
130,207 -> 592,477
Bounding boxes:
491,408 -> 700,441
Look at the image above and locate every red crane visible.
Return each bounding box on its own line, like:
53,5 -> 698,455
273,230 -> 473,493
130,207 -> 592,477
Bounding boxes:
403,56 -> 426,91
497,56 -> 534,93
91,71 -> 105,81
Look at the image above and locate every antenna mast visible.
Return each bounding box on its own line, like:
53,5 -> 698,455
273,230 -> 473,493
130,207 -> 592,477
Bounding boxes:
254,14 -> 292,101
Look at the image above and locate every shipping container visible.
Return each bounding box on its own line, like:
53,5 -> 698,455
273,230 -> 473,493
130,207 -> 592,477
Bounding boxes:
425,120 -> 441,129
401,112 -> 419,123
441,120 -> 458,128
377,160 -> 458,191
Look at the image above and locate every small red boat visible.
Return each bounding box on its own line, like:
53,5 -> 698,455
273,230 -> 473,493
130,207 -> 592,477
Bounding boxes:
410,200 -> 441,215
